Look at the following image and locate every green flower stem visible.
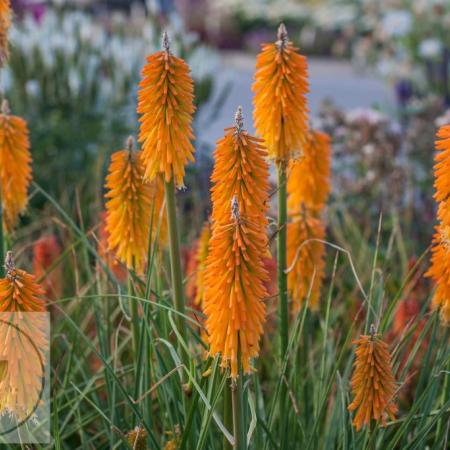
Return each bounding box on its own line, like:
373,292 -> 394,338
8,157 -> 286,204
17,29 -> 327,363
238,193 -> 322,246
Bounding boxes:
164,177 -> 188,363
277,162 -> 289,449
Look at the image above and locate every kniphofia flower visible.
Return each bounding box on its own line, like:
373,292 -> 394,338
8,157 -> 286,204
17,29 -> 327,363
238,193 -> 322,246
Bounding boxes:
348,327 -> 397,431
287,212 -> 326,312
186,221 -> 210,307
426,225 -> 450,323
105,137 -> 166,274
0,252 -> 48,421
287,129 -> 331,213
253,23 -> 309,163
0,0 -> 11,67
33,235 -> 62,300
426,125 -> 450,324
211,106 -> 269,226
204,199 -> 268,378
0,100 -> 32,233
97,211 -> 127,284
137,32 -> 195,187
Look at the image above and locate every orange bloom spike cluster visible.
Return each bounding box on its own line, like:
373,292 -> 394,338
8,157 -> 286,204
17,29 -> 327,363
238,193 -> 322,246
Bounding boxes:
211,106 -> 270,225
348,328 -> 398,431
138,32 -> 195,187
0,100 -> 32,233
0,252 -> 48,420
186,221 -> 210,307
426,125 -> 450,324
287,214 -> 325,312
0,0 -> 11,67
33,235 -> 63,300
97,211 -> 127,283
287,130 -> 331,213
253,23 -> 309,163
204,199 -> 268,378
105,137 -> 166,274
287,129 -> 331,311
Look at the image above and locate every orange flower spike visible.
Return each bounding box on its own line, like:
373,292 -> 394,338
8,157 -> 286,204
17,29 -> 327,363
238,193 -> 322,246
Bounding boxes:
0,0 -> 11,67
211,106 -> 270,226
287,212 -> 326,312
287,130 -> 332,213
138,31 -> 196,187
433,125 -> 450,224
33,235 -> 63,300
105,137 -> 166,274
0,252 -> 48,420
186,221 -> 210,306
348,326 -> 398,431
0,100 -> 32,233
426,225 -> 450,324
204,199 -> 268,378
253,23 -> 309,163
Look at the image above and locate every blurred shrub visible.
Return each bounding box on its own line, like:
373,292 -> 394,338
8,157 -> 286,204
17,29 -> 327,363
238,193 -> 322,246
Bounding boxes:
3,8 -> 218,203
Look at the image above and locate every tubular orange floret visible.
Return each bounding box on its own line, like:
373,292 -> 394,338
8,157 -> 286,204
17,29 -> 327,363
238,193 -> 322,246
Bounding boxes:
348,327 -> 398,431
0,251 -> 48,420
425,225 -> 450,324
0,100 -> 32,233
253,23 -> 309,163
186,221 -> 210,307
287,130 -> 331,213
426,124 -> 450,324
104,137 -> 167,274
0,0 -> 11,67
211,106 -> 270,226
204,201 -> 268,378
137,31 -> 196,188
287,211 -> 326,312
33,234 -> 63,300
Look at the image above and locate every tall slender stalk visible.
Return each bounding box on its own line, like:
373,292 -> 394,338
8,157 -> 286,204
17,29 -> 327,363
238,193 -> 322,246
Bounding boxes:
164,177 -> 188,361
231,366 -> 246,450
277,162 -> 289,448
223,379 -> 233,450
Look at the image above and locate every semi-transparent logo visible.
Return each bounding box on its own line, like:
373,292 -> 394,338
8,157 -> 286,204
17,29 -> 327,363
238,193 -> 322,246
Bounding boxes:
0,312 -> 50,444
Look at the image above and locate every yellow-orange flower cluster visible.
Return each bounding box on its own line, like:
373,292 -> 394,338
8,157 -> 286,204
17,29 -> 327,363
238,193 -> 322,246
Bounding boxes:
287,130 -> 331,213
204,108 -> 270,377
137,33 -> 195,187
253,23 -> 309,163
426,125 -> 450,324
204,205 -> 268,378
287,214 -> 325,312
0,100 -> 32,233
186,221 -> 210,307
210,107 -> 269,225
0,0 -> 11,67
0,252 -> 48,421
348,330 -> 397,431
33,234 -> 63,300
104,138 -> 166,274
287,129 -> 331,311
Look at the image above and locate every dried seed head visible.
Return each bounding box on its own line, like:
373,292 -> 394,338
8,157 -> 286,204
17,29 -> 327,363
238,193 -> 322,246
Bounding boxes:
235,106 -> 244,133
277,23 -> 288,48
231,196 -> 240,221
126,136 -> 134,153
4,251 -> 15,277
1,99 -> 9,115
162,31 -> 170,53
